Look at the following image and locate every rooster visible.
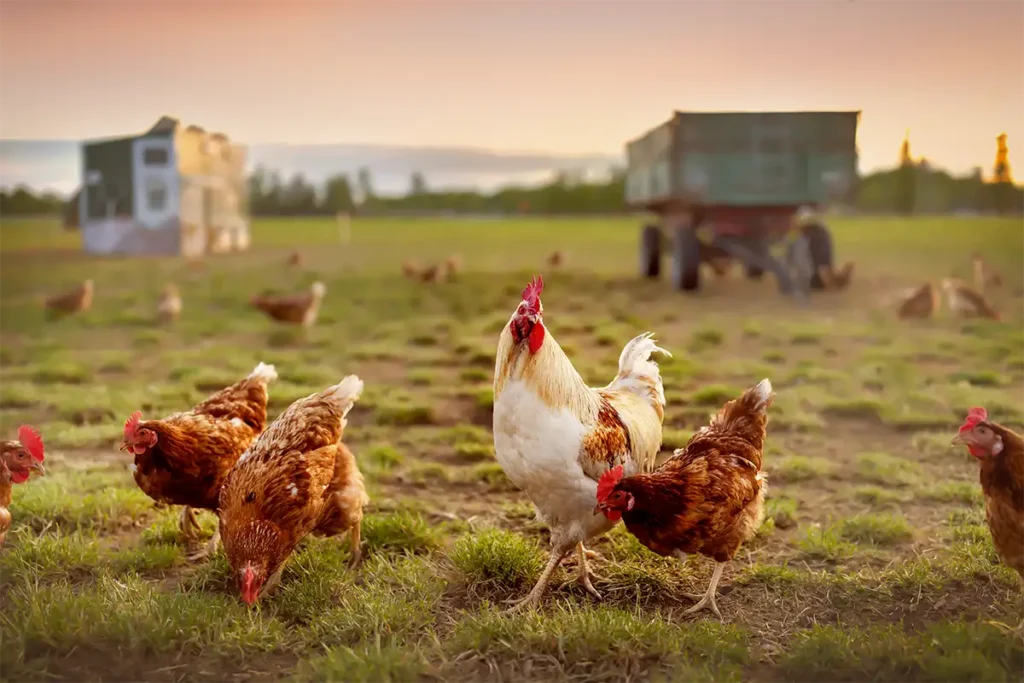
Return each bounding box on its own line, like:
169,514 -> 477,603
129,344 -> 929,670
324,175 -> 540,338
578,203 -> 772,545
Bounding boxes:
950,407 -> 1023,584
45,279 -> 93,318
157,283 -> 182,324
595,379 -> 773,619
941,278 -> 1001,321
250,281 -> 326,327
0,426 -> 46,546
219,376 -> 368,606
120,362 -> 277,560
493,275 -> 670,611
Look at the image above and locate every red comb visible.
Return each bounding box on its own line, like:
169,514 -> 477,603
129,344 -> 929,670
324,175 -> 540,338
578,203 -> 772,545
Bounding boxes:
597,465 -> 624,502
17,425 -> 44,462
124,411 -> 142,439
521,275 -> 544,310
958,406 -> 988,434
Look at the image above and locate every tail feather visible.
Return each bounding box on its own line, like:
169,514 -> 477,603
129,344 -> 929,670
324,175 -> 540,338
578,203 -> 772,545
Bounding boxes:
606,333 -> 671,406
323,375 -> 364,421
247,362 -> 278,384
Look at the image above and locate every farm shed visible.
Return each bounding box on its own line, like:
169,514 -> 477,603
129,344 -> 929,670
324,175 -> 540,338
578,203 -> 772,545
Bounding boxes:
77,116 -> 250,257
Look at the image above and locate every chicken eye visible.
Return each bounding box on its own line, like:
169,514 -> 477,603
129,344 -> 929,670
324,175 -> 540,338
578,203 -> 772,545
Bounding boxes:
245,492 -> 256,503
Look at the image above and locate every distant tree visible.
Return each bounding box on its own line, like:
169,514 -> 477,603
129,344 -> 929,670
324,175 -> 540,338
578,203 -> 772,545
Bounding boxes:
993,133 -> 1015,215
323,174 -> 355,213
356,167 -> 375,206
409,171 -> 428,196
895,130 -> 917,215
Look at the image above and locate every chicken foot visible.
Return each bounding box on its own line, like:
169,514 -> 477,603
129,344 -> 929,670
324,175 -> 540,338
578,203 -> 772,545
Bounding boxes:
681,561 -> 726,619
347,521 -> 363,570
556,542 -> 606,600
179,506 -> 202,543
186,529 -> 220,563
502,542 -> 572,614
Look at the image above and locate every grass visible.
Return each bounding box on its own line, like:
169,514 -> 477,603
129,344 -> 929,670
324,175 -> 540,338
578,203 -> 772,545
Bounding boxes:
1,215 -> 1023,682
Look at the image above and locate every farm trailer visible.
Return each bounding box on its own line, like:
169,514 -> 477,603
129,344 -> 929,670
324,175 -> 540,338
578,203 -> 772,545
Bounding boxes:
625,110 -> 860,294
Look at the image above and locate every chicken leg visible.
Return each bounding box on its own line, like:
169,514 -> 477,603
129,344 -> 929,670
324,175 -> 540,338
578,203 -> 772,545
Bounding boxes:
347,521 -> 363,570
681,561 -> 726,619
502,540 -> 573,614
179,506 -> 202,543
186,529 -> 220,562
556,542 -> 606,599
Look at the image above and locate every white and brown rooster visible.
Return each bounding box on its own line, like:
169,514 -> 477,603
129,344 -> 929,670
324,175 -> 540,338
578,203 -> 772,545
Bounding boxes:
493,275 -> 670,612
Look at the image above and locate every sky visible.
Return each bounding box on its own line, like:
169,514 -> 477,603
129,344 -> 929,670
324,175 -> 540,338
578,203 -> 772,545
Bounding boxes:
0,0 -> 1022,190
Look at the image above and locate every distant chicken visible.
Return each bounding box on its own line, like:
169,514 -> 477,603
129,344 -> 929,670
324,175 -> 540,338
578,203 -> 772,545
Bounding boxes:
699,241 -> 732,278
0,426 -> 47,546
595,379 -> 773,619
219,376 -> 368,606
287,251 -> 304,268
443,255 -> 462,280
972,252 -> 1002,291
157,283 -> 182,323
950,407 -> 1023,589
45,279 -> 93,318
941,278 -> 1001,321
547,251 -> 565,269
493,275 -> 670,611
402,261 -> 421,280
120,363 -> 277,560
818,262 -> 855,290
420,265 -> 442,283
250,281 -> 327,327
895,283 -> 939,320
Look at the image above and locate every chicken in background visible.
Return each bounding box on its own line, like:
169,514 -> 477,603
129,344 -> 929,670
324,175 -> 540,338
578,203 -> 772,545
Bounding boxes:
420,264 -> 443,283
950,407 -> 1023,628
250,281 -> 327,327
493,275 -> 670,611
0,426 -> 47,546
547,250 -> 565,269
402,260 -> 421,280
443,255 -> 462,281
817,262 -> 855,291
120,362 -> 277,560
595,379 -> 773,619
44,279 -> 93,318
698,241 -> 732,278
890,282 -> 939,320
287,251 -> 304,268
157,283 -> 182,324
941,278 -> 1001,321
972,252 -> 1002,292
219,375 -> 368,606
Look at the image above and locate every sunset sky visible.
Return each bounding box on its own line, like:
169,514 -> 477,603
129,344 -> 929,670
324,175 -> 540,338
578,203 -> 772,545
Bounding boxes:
1,0 -> 1022,179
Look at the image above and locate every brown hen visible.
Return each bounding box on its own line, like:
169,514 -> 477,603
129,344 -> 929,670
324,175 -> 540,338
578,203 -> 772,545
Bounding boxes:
45,279 -> 93,318
219,375 -> 368,606
0,425 -> 46,546
250,282 -> 326,326
595,378 -> 773,619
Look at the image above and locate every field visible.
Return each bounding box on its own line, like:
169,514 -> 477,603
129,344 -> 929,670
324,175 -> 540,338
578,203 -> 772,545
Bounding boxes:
1,215 -> 1022,682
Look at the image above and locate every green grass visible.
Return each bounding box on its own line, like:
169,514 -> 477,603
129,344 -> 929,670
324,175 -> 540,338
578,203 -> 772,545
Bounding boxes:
1,215 -> 1023,682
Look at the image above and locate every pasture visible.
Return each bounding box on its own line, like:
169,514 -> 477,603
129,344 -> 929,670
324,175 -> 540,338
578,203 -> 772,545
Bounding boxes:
1,215 -> 1022,682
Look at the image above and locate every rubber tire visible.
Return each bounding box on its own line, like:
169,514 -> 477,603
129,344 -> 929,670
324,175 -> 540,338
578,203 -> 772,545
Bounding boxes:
672,227 -> 701,292
804,223 -> 834,290
745,264 -> 765,280
640,225 -> 661,279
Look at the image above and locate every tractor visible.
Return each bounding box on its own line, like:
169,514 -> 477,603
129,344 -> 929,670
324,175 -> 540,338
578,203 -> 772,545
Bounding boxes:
626,110 -> 860,296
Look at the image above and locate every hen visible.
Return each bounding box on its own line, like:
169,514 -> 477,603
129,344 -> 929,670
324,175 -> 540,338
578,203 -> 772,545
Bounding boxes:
894,282 -> 939,320
972,252 -> 1002,291
950,408 -> 1023,583
941,278 -> 1000,321
120,362 -> 277,560
595,379 -> 773,619
0,426 -> 47,546
157,283 -> 182,324
219,375 -> 368,606
250,281 -> 326,327
45,279 -> 93,318
493,275 -> 670,611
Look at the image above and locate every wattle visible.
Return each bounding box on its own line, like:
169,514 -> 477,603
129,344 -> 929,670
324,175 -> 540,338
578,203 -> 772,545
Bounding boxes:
133,445 -> 147,455
528,323 -> 545,354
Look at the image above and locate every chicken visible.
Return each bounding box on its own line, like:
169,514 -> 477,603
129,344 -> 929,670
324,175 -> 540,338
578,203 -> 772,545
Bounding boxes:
443,255 -> 462,281
595,379 -> 773,619
493,275 -> 670,611
547,251 -> 565,269
250,281 -> 326,327
420,264 -> 442,283
219,375 -> 367,606
699,241 -> 732,278
402,260 -> 421,280
0,426 -> 47,546
45,279 -> 93,318
972,252 -> 1002,291
120,362 -> 277,560
817,262 -> 855,290
950,407 -> 1023,583
941,278 -> 1001,321
157,283 -> 182,324
894,282 -> 939,320
287,251 -> 304,268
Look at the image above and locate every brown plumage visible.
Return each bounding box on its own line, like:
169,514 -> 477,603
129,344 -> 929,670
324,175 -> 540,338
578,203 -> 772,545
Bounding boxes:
972,252 -> 1002,291
941,278 -> 1001,321
219,375 -> 367,606
420,264 -> 442,283
157,283 -> 182,323
402,261 -> 421,280
250,281 -> 326,326
443,255 -> 462,280
120,363 -> 277,560
896,283 -> 939,320
45,279 -> 93,318
951,408 -> 1024,585
818,262 -> 855,290
595,378 -> 773,619
0,426 -> 47,546
287,251 -> 304,268
0,462 -> 11,546
547,251 -> 565,269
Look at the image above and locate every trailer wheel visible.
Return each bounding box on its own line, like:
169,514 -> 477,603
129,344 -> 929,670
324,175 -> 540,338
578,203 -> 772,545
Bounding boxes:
805,223 -> 834,289
671,227 -> 701,292
640,225 -> 661,278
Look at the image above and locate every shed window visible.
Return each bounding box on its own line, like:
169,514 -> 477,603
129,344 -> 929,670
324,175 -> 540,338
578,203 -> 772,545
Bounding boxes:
147,185 -> 168,211
143,148 -> 169,166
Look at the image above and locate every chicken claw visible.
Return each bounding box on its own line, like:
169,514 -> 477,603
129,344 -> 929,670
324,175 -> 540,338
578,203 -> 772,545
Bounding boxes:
501,545 -> 571,615
680,562 -> 726,620
347,523 -> 363,570
186,530 -> 220,563
557,542 -> 605,600
179,506 -> 202,542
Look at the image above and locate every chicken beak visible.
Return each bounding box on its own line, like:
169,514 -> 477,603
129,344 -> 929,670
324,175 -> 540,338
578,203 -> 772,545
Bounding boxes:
31,460 -> 45,476
949,433 -> 966,447
118,441 -> 130,453
593,503 -> 604,516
